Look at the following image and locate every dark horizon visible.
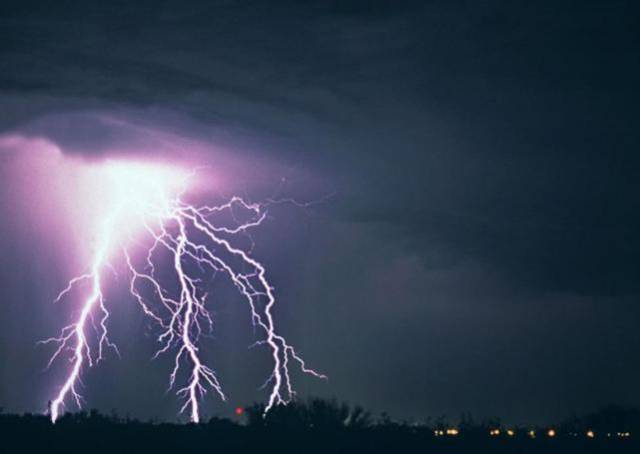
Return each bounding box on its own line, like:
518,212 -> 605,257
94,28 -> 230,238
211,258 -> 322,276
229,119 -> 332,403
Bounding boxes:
4,397 -> 640,432
1,1 -> 639,426
2,398 -> 639,454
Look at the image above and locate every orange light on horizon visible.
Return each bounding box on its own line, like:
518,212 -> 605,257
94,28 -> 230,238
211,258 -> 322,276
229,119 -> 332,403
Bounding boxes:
547,429 -> 556,438
587,430 -> 595,438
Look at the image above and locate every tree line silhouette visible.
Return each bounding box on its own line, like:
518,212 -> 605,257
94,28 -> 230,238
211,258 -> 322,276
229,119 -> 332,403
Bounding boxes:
1,398 -> 638,453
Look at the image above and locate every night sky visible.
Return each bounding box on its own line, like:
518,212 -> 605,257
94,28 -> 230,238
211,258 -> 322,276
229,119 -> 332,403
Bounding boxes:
1,1 -> 639,424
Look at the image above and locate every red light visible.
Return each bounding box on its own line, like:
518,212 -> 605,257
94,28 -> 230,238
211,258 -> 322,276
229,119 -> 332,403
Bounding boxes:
235,407 -> 244,416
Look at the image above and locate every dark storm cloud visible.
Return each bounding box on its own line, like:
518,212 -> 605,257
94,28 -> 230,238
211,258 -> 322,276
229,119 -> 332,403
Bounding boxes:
0,2 -> 640,293
3,0 -> 637,295
1,0 -> 639,422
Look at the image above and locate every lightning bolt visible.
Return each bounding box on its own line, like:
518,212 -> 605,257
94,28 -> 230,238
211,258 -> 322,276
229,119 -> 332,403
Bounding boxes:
43,162 -> 325,423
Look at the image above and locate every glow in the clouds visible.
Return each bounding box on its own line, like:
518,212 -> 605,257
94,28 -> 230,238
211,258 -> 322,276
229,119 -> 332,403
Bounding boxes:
41,159 -> 325,423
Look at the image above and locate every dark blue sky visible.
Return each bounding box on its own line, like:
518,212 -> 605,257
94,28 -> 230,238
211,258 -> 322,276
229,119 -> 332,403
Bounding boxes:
0,0 -> 639,424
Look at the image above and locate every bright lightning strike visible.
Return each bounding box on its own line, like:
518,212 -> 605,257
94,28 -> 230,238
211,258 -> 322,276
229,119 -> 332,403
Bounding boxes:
42,160 -> 325,423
